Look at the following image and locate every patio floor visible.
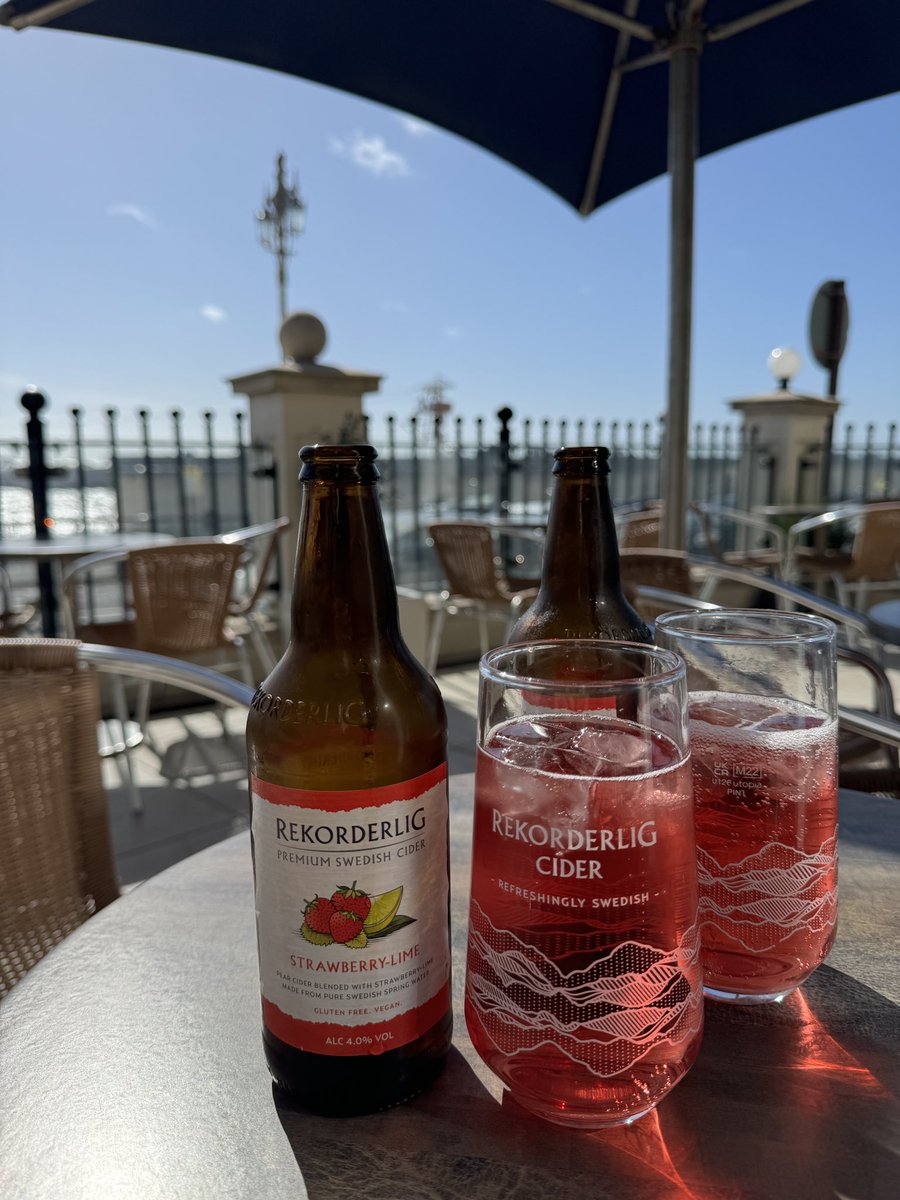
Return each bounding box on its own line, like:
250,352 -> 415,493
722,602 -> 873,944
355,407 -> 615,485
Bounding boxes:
104,652 -> 898,888
104,667 -> 479,887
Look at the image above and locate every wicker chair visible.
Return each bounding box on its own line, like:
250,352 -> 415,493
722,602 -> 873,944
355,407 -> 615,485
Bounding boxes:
426,522 -> 539,672
0,638 -> 254,997
834,502 -> 900,610
689,503 -> 786,580
64,541 -> 253,670
0,639 -> 118,997
62,542 -> 255,809
617,505 -> 663,549
618,548 -> 696,623
785,503 -> 900,607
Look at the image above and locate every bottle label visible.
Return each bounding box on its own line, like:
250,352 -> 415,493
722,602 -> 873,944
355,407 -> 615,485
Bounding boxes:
251,764 -> 451,1056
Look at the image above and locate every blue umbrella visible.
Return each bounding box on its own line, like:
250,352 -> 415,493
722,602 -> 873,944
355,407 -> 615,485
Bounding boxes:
4,0 -> 899,544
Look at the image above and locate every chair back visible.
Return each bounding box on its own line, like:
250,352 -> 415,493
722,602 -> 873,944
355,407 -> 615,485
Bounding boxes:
618,507 -> 662,549
0,639 -> 118,997
620,549 -> 694,620
690,503 -> 785,566
620,548 -> 693,593
220,517 -> 291,616
845,503 -> 900,582
428,523 -> 512,603
128,542 -> 244,655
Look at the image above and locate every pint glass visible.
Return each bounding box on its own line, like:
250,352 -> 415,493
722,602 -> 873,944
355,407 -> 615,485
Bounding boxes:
465,641 -> 702,1129
656,610 -> 838,1004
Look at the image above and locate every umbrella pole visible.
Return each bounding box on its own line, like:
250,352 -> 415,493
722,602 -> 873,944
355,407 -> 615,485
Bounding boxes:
661,32 -> 700,551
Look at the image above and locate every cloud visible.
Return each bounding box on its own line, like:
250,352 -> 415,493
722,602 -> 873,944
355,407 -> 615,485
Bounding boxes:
443,325 -> 463,340
200,305 -> 227,323
397,115 -> 433,138
106,203 -> 157,229
329,131 -> 411,177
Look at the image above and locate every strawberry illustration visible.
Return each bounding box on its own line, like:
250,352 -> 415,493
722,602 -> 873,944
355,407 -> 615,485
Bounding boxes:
331,882 -> 372,922
329,908 -> 364,945
303,895 -> 335,935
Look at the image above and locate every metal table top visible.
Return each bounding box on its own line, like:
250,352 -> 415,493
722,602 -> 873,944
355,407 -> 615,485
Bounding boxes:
2,777 -> 898,1200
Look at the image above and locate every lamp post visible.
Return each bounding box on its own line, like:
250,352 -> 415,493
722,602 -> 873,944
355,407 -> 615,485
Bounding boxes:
256,152 -> 306,329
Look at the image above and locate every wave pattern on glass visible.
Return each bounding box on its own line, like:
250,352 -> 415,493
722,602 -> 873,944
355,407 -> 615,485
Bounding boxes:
697,836 -> 838,954
467,900 -> 703,1078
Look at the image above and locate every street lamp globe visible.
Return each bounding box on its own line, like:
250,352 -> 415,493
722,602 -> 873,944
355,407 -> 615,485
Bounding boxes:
767,346 -> 802,390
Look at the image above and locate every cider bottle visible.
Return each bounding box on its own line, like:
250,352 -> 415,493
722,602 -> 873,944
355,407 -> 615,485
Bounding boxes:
508,446 -> 652,643
247,445 -> 452,1115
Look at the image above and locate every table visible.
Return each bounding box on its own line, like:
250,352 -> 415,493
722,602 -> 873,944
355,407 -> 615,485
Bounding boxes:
0,532 -> 174,635
2,777 -> 899,1200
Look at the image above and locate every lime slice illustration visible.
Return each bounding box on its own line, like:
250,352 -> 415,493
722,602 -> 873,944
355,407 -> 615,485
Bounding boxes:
363,886 -> 403,934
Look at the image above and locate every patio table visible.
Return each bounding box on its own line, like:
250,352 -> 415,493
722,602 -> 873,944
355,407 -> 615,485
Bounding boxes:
2,776 -> 898,1200
0,531 -> 175,636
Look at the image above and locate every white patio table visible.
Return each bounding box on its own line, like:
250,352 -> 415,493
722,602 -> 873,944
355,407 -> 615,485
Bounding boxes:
1,776 -> 898,1199
0,531 -> 175,636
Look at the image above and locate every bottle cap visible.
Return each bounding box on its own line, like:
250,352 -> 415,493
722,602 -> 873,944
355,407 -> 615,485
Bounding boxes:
299,444 -> 380,482
552,446 -> 610,475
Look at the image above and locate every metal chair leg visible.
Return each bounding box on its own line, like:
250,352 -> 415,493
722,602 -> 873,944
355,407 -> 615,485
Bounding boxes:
477,610 -> 490,657
235,636 -> 257,688
110,673 -> 143,815
248,617 -> 277,673
426,606 -> 447,674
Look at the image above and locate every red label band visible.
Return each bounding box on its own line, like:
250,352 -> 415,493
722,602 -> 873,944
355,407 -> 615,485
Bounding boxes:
251,762 -> 447,812
262,984 -> 450,1056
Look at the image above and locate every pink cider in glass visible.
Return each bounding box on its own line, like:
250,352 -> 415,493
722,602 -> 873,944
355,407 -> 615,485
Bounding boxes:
465,714 -> 702,1129
688,692 -> 838,1001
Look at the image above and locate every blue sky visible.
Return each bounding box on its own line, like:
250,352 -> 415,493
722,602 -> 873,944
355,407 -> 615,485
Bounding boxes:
1,28 -> 898,447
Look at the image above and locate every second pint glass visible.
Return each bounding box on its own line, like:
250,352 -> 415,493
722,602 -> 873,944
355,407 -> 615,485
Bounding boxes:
656,610 -> 839,1004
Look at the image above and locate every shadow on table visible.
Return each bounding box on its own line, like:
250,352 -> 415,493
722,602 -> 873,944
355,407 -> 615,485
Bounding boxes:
654,966 -> 900,1199
274,968 -> 899,1200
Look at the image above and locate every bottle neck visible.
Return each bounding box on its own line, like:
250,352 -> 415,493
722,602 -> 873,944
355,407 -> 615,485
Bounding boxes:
290,477 -> 401,645
539,470 -> 624,601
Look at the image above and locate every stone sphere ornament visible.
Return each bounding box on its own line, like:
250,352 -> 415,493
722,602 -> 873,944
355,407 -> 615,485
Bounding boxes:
280,312 -> 328,363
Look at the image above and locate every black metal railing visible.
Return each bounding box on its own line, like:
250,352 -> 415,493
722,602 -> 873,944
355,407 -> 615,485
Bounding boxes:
367,410 -> 753,586
0,397 -> 277,543
3,393 -> 897,596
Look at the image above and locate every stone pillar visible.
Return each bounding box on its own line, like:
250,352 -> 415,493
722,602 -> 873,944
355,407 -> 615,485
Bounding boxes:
728,389 -> 841,512
228,311 -> 382,612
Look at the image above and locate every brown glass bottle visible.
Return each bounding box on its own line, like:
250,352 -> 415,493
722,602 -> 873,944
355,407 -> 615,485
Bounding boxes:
508,446 -> 652,643
246,445 -> 451,1116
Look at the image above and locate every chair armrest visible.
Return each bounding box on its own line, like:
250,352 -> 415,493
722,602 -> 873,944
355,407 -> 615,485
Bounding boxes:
837,707 -> 900,753
692,504 -> 786,556
61,551 -> 130,636
685,557 -> 873,637
784,506 -> 861,559
635,586 -> 718,613
217,516 -> 291,545
77,644 -> 255,709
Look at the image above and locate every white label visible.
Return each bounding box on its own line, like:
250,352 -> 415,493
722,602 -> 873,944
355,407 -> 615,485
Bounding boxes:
251,765 -> 450,1055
